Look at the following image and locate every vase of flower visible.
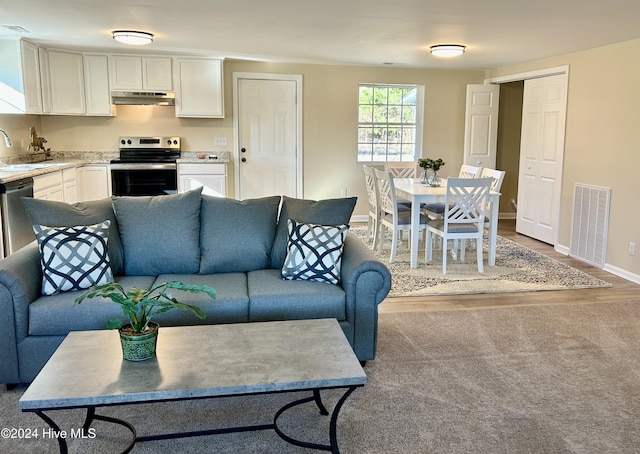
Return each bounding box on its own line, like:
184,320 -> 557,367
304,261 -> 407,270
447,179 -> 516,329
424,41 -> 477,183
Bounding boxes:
418,157 -> 446,187
427,169 -> 441,187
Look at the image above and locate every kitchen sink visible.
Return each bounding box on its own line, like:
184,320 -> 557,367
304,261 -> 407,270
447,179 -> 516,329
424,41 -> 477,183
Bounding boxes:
0,162 -> 67,172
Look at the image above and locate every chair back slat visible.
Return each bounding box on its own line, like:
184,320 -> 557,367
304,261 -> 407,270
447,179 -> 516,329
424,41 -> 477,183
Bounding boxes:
384,162 -> 418,178
459,164 -> 483,178
444,178 -> 493,230
363,166 -> 379,211
374,169 -> 397,215
480,167 -> 506,193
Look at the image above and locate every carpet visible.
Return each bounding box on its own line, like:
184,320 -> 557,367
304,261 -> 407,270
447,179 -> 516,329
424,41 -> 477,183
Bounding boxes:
2,302 -> 640,453
350,225 -> 612,296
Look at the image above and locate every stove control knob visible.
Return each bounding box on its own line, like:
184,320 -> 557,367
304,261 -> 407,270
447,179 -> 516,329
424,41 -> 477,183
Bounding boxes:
120,139 -> 126,145
127,139 -> 132,145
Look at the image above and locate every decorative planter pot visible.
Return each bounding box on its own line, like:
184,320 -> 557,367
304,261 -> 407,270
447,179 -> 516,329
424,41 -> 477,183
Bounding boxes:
118,322 -> 159,361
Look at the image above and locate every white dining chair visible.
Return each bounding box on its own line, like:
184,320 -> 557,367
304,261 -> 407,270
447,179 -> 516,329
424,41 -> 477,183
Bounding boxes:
363,165 -> 381,249
374,168 -> 428,263
425,177 -> 492,274
384,161 -> 419,178
459,164 -> 483,178
422,164 -> 484,218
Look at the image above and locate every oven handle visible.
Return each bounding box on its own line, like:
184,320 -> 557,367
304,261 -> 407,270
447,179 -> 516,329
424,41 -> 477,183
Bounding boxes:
110,163 -> 177,171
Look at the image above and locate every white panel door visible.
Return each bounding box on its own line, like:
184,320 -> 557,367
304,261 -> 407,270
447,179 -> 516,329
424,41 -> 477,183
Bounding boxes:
516,74 -> 568,244
235,76 -> 301,200
463,84 -> 500,168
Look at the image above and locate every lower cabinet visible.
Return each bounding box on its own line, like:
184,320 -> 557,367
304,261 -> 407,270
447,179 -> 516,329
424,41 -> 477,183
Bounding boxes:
34,171 -> 65,201
178,163 -> 226,197
78,164 -> 111,201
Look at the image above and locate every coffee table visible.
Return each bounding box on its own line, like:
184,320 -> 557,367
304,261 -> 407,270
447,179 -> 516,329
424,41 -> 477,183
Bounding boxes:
19,319 -> 366,453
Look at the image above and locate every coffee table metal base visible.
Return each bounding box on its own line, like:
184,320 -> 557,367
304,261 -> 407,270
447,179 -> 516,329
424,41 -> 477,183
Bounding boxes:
32,386 -> 360,454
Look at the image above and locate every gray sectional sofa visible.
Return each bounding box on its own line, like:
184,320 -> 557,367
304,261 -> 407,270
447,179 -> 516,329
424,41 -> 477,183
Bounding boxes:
0,189 -> 391,384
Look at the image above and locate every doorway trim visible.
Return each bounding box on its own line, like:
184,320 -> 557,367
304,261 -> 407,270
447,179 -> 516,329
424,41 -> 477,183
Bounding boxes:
485,65 -> 570,248
232,72 -> 303,198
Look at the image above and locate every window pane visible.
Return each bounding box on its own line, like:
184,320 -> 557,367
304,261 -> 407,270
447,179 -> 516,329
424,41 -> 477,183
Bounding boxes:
357,83 -> 421,162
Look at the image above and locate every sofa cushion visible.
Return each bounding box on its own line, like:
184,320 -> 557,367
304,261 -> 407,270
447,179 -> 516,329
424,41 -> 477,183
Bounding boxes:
281,219 -> 349,285
113,188 -> 202,275
29,275 -> 156,336
270,196 -> 357,269
33,221 -> 113,295
152,274 -> 250,325
22,197 -> 124,275
199,195 -> 281,274
247,269 -> 346,322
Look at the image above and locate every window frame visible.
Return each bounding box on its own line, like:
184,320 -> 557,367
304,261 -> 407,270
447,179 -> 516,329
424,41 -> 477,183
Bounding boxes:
356,83 -> 424,164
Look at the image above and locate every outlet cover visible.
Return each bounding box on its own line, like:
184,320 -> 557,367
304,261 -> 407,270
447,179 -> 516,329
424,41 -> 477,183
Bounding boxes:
214,136 -> 228,146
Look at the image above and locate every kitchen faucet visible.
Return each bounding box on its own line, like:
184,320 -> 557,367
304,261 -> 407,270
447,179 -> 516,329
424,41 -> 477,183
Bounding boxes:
0,129 -> 12,148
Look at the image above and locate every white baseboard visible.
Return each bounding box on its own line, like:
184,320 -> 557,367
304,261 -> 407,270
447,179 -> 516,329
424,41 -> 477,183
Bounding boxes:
351,215 -> 369,223
603,263 -> 640,285
556,243 -> 640,285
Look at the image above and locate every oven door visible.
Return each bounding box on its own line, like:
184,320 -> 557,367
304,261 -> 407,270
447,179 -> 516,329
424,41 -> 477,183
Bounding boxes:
111,163 -> 177,196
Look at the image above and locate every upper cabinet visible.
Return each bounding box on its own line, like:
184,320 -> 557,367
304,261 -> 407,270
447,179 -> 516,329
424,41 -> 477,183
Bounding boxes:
40,48 -> 86,115
174,58 -> 224,118
109,55 -> 172,91
0,39 -> 43,113
83,54 -> 113,116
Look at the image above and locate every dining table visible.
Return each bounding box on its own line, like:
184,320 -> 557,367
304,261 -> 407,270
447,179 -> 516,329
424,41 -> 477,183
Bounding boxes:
394,178 -> 501,269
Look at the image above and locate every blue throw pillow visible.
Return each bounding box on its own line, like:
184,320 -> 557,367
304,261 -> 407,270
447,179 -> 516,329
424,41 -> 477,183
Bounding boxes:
112,188 -> 202,275
281,219 -> 349,285
270,196 -> 357,269
22,197 -> 124,275
199,195 -> 281,273
33,221 -> 113,295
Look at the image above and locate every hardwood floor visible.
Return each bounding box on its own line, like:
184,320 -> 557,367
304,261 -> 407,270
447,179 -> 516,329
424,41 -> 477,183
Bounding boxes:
379,219 -> 640,314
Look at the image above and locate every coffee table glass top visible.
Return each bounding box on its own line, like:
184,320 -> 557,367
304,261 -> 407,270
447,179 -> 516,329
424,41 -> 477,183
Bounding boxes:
20,319 -> 366,411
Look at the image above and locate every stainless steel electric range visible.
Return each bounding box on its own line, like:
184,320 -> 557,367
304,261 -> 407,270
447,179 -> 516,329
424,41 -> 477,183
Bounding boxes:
111,136 -> 180,196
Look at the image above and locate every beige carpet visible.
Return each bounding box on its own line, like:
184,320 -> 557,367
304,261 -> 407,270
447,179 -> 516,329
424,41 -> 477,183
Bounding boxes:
351,225 -> 612,296
2,301 -> 639,453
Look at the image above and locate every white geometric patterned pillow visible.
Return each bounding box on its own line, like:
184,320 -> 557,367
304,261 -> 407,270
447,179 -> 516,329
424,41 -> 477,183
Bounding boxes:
281,219 -> 349,285
33,221 -> 113,295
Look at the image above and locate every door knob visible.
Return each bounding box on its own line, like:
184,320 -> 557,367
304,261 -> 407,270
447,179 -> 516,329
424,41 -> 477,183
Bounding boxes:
241,157 -> 247,163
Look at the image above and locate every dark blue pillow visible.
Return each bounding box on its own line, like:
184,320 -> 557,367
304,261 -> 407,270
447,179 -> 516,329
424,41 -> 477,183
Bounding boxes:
199,195 -> 281,273
113,188 -> 202,275
270,196 -> 357,269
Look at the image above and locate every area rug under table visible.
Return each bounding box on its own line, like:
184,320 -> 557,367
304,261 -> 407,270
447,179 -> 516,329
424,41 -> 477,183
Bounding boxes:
350,225 -> 611,296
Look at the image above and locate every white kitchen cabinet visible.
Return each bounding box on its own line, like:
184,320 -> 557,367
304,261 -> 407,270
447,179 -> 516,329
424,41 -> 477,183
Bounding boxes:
84,54 -> 113,116
178,163 -> 226,197
34,167 -> 79,202
174,58 -> 224,118
78,164 -> 111,201
34,171 -> 64,201
0,39 -> 43,113
109,55 -> 173,91
40,49 -> 86,115
62,167 -> 78,203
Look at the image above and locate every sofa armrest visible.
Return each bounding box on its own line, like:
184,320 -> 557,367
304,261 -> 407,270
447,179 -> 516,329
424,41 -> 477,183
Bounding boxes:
0,242 -> 42,383
340,232 -> 391,360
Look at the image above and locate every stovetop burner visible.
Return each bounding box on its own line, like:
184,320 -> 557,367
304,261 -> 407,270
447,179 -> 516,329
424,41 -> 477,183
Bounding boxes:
114,136 -> 181,162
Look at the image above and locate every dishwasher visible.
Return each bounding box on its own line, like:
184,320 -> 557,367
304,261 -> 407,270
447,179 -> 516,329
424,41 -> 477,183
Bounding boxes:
0,177 -> 35,257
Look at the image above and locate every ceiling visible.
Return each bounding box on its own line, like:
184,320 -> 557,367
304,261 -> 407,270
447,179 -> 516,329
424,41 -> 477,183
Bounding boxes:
1,0 -> 640,70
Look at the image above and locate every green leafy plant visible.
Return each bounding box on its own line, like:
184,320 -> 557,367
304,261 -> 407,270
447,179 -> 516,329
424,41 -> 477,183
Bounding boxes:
75,281 -> 216,333
418,158 -> 446,171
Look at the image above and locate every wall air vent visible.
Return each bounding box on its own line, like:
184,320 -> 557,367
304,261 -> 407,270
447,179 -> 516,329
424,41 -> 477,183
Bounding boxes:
569,183 -> 611,268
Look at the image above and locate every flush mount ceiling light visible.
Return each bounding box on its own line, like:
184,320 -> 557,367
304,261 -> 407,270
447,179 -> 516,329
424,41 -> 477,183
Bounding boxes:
430,44 -> 466,57
112,30 -> 154,45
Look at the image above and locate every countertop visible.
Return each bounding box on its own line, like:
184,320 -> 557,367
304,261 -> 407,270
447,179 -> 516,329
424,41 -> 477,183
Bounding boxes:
0,151 -> 230,184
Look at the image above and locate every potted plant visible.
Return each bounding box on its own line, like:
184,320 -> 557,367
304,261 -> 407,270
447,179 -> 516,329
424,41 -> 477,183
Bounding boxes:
75,280 -> 216,361
418,158 -> 446,187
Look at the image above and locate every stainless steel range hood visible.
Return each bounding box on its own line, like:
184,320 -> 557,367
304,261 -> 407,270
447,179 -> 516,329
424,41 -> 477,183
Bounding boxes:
111,91 -> 175,106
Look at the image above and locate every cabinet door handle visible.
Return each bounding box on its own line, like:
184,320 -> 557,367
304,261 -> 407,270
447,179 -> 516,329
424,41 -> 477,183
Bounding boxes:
241,148 -> 246,153
241,157 -> 247,163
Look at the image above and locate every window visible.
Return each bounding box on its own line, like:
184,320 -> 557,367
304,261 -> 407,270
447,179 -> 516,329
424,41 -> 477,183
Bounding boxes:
357,84 -> 423,163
